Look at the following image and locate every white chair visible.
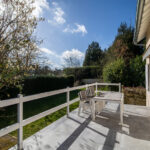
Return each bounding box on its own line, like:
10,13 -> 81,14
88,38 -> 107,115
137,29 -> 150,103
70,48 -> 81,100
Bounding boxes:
88,86 -> 105,114
78,90 -> 92,116
88,86 -> 95,97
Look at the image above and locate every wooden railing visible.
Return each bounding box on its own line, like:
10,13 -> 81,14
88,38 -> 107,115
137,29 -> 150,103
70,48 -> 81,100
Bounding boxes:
0,82 -> 121,150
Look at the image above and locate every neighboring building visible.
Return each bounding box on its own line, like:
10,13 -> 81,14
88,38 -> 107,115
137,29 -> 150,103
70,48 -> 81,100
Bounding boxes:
134,0 -> 150,106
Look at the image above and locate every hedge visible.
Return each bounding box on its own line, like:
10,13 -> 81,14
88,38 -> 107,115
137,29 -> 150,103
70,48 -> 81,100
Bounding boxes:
22,75 -> 74,96
63,66 -> 102,81
0,76 -> 74,99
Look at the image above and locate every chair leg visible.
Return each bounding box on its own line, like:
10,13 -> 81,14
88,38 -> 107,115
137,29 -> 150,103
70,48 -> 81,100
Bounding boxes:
82,103 -> 86,113
78,101 -> 82,116
89,101 -> 92,114
90,105 -> 93,117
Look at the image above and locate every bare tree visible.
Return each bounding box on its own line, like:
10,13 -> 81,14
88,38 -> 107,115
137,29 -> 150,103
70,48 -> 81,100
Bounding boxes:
0,0 -> 42,89
63,56 -> 81,68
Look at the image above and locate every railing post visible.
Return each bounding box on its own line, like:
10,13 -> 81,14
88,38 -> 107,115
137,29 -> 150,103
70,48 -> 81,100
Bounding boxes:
67,87 -> 70,117
96,82 -> 98,96
86,84 -> 88,90
17,94 -> 23,150
119,83 -> 121,93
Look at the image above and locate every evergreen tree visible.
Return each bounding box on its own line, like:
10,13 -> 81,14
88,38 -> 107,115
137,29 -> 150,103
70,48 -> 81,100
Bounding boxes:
83,41 -> 103,66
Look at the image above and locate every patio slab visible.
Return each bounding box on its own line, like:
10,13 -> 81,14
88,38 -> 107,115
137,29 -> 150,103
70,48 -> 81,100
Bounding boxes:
10,103 -> 150,150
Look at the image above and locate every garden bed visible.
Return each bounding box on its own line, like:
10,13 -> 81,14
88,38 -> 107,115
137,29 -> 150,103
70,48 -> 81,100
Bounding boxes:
123,86 -> 146,106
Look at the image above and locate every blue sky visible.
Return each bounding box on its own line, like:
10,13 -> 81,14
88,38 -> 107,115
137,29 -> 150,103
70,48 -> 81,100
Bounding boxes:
34,0 -> 138,68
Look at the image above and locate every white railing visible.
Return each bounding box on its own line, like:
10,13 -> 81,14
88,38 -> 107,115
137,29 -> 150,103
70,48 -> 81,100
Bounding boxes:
0,82 -> 121,150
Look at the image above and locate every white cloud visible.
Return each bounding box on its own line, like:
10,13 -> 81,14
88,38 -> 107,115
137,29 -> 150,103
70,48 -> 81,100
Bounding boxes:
62,49 -> 84,67
39,47 -> 59,57
52,2 -> 58,6
39,47 -> 61,68
39,47 -> 84,68
40,47 -> 84,60
53,7 -> 66,24
32,0 -> 50,18
48,2 -> 66,25
40,47 -> 55,55
62,48 -> 84,60
63,23 -> 87,35
47,2 -> 87,37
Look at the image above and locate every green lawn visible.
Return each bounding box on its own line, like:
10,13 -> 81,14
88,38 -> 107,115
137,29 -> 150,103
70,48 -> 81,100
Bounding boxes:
0,90 -> 80,129
0,89 -> 80,150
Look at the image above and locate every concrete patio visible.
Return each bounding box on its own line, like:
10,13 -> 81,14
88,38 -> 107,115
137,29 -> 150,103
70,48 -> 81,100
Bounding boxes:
10,103 -> 150,150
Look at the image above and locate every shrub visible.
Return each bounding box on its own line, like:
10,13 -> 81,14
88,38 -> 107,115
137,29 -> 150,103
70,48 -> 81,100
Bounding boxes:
103,58 -> 125,84
103,56 -> 145,87
64,66 -> 102,81
129,56 -> 145,86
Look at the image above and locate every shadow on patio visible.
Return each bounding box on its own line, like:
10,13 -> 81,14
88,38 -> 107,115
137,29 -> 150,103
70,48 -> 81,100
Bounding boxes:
57,103 -> 150,150
10,103 -> 150,150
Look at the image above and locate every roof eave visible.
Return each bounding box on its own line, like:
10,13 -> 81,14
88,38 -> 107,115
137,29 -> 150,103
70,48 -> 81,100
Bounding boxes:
134,0 -> 145,45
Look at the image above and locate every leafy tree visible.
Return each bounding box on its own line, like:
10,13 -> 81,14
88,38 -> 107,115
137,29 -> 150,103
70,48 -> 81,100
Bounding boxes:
0,0 -> 42,91
110,23 -> 144,62
102,23 -> 145,87
103,23 -> 144,66
83,41 -> 103,66
101,47 -> 116,67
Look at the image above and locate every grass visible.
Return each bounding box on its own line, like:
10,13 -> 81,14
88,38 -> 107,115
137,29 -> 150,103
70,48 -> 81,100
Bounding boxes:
0,90 -> 80,129
0,90 -> 80,150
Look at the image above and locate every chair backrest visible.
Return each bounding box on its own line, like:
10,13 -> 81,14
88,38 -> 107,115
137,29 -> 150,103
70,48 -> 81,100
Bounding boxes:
86,88 -> 90,97
88,86 -> 95,97
78,91 -> 87,101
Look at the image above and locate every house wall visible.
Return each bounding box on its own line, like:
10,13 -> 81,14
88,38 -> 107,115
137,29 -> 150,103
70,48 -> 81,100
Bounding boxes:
146,26 -> 150,49
146,27 -> 150,106
146,58 -> 149,106
146,91 -> 150,106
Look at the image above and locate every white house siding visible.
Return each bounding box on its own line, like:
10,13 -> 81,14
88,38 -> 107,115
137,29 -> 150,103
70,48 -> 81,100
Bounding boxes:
146,26 -> 150,49
146,26 -> 150,106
